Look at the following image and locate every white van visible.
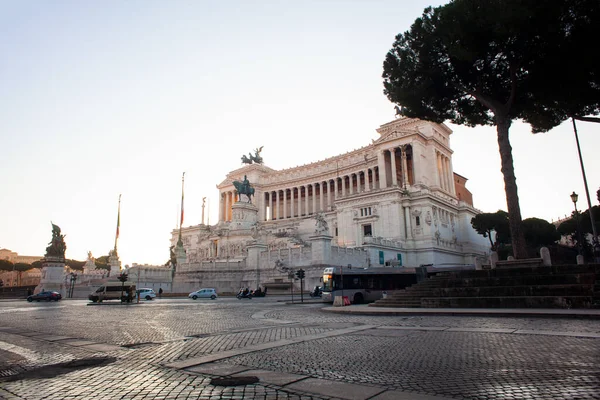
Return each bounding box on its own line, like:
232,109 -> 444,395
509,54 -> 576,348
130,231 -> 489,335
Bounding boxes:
89,283 -> 136,303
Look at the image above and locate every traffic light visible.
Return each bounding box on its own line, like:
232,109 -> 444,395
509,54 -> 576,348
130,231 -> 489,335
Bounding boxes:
295,269 -> 305,280
117,273 -> 128,283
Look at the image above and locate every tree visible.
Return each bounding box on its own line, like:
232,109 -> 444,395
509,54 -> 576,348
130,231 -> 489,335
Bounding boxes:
382,0 -> 597,258
521,218 -> 559,248
519,1 -> 599,131
95,255 -> 110,271
470,210 -> 510,250
597,188 -> 599,205
0,259 -> 14,271
558,206 -> 600,244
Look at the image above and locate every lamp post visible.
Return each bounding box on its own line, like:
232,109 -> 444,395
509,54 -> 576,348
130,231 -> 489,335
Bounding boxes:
69,272 -> 77,298
570,192 -> 584,259
571,118 -> 599,262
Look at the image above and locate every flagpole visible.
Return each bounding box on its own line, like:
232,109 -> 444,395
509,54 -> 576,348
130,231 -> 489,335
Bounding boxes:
178,172 -> 185,245
114,194 -> 121,253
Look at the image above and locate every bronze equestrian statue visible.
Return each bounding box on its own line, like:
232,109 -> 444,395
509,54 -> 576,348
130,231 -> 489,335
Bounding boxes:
232,175 -> 255,203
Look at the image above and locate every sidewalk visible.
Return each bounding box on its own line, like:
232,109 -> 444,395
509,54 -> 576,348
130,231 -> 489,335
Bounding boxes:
322,304 -> 600,318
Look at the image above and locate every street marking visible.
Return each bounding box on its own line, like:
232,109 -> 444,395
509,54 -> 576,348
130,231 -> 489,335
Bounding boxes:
0,341 -> 40,362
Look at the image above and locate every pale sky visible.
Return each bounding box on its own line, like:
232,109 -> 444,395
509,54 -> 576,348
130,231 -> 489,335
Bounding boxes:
1,0 -> 598,267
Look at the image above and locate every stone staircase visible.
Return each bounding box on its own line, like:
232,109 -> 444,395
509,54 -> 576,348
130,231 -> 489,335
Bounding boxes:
370,264 -> 600,309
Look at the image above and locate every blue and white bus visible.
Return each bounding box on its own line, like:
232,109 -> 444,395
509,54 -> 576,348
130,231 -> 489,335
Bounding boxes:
321,266 -> 418,304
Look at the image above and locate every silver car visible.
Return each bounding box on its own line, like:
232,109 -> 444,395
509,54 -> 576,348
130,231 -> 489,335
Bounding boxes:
188,288 -> 217,300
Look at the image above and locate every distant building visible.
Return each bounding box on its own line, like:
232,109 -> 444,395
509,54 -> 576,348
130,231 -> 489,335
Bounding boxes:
0,248 -> 43,265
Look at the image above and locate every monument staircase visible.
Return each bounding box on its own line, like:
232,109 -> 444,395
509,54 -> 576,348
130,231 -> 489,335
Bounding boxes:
370,264 -> 600,309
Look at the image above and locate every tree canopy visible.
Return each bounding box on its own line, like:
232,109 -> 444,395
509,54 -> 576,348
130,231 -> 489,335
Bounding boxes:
382,0 -> 599,258
522,218 -> 560,248
471,210 -> 510,250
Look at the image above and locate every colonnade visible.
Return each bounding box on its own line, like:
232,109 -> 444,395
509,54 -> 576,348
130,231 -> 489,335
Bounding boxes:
218,144 -> 428,223
435,150 -> 455,194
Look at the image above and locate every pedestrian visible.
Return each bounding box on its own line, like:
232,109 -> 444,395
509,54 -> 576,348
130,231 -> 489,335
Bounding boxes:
158,287 -> 163,298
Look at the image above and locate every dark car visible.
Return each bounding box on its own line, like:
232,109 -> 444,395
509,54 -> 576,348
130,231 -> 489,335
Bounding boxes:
27,291 -> 62,302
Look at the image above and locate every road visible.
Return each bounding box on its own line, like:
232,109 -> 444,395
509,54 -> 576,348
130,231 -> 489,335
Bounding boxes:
0,296 -> 598,399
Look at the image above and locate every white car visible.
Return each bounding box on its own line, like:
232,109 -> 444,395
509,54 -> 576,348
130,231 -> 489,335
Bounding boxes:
137,288 -> 157,300
188,288 -> 218,300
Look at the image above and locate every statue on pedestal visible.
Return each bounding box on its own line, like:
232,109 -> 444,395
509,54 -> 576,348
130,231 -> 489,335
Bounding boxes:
314,212 -> 329,234
233,175 -> 255,203
45,222 -> 66,259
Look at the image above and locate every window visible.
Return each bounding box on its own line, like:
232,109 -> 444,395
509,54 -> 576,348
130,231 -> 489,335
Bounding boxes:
415,216 -> 420,226
360,207 -> 372,217
363,224 -> 372,237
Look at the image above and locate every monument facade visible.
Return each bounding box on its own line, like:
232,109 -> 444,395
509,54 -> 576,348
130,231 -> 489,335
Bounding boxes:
171,117 -> 490,293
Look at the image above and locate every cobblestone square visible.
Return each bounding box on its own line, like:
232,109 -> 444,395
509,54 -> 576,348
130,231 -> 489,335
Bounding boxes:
0,298 -> 598,400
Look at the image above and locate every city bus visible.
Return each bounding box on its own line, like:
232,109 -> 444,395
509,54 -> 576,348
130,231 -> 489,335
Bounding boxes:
321,266 -> 418,304
321,264 -> 476,304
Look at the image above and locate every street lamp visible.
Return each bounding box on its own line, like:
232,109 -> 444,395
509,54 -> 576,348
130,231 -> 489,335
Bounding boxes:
570,192 -> 584,258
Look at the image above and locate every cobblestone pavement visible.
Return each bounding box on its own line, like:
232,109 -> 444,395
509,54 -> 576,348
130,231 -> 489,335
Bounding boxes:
0,298 -> 598,400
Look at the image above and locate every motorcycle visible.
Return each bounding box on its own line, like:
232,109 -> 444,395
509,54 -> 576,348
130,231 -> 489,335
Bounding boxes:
309,286 -> 322,298
236,289 -> 253,299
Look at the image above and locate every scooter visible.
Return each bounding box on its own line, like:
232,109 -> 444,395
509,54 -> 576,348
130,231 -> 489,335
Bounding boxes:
309,286 -> 322,298
236,289 -> 253,299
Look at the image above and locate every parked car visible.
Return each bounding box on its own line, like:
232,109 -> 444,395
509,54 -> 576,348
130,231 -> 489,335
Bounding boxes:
188,288 -> 218,300
27,291 -> 62,302
137,288 -> 157,300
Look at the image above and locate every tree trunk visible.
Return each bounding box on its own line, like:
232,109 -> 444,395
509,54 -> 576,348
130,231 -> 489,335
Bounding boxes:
495,116 -> 528,259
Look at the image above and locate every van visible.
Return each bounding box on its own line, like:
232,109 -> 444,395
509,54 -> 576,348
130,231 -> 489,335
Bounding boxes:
89,283 -> 136,303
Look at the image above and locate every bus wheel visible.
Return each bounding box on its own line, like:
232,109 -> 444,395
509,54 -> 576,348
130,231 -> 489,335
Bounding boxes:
353,293 -> 364,304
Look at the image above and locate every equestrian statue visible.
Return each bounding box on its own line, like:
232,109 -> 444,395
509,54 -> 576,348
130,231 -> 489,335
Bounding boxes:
233,175 -> 255,203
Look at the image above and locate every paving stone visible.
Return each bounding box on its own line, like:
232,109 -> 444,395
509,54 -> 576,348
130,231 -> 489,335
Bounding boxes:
285,377 -> 384,400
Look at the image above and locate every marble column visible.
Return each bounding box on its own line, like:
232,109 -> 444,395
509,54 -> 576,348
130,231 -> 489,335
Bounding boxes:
319,182 -> 324,211
334,179 -> 339,199
269,191 -> 273,221
275,190 -> 280,220
290,188 -> 296,218
365,169 -> 370,191
219,193 -> 224,221
390,148 -> 398,186
224,191 -> 230,222
283,189 -> 287,219
378,150 -> 387,189
327,181 -> 332,210
437,152 -> 444,190
298,186 -> 303,216
401,149 -> 409,187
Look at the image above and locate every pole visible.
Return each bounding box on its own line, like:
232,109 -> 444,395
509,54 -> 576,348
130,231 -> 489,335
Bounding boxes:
572,118 -> 599,260
137,266 -> 140,304
573,201 -> 584,256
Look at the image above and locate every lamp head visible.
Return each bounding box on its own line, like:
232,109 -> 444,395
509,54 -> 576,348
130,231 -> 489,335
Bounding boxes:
570,191 -> 579,203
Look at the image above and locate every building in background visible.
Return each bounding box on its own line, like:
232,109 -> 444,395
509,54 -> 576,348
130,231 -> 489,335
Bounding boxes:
171,118 -> 490,293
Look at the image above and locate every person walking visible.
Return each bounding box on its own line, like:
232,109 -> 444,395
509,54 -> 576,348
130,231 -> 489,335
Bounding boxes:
158,287 -> 163,298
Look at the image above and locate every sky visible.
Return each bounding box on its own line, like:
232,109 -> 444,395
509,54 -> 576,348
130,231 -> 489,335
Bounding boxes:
1,1 -> 598,267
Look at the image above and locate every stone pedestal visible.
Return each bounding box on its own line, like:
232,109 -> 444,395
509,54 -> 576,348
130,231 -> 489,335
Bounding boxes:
175,243 -> 187,266
247,243 -> 268,288
230,202 -> 259,231
35,256 -> 66,296
109,250 -> 122,277
309,234 -> 333,264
